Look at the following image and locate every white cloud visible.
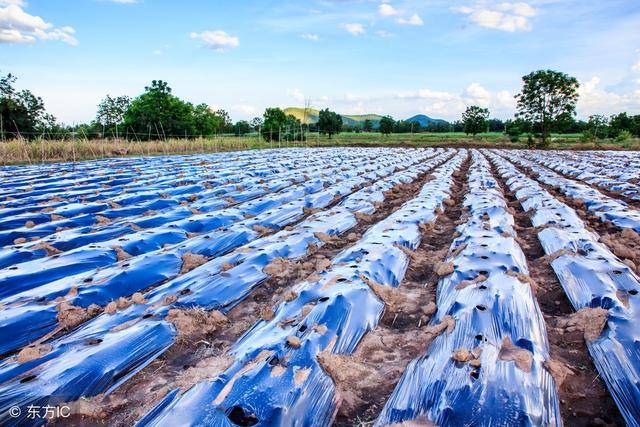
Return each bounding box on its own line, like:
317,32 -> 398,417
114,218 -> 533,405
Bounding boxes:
397,13 -> 423,26
288,88 -> 305,102
379,3 -> 399,17
463,82 -> 492,106
397,88 -> 457,101
301,33 -> 319,41
453,2 -> 536,32
190,30 -> 239,52
632,60 -> 640,73
342,23 -> 365,36
0,4 -> 78,45
376,30 -> 395,38
229,104 -> 257,116
578,76 -> 640,116
496,89 -> 516,109
0,0 -> 25,6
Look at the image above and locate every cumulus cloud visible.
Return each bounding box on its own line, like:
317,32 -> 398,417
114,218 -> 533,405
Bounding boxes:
0,4 -> 78,45
397,13 -> 423,26
633,60 -> 640,73
453,2 -> 537,32
301,33 -> 319,41
288,88 -> 306,103
378,3 -> 399,17
0,0 -> 25,6
342,23 -> 365,36
578,76 -> 640,116
463,82 -> 492,106
190,30 -> 239,52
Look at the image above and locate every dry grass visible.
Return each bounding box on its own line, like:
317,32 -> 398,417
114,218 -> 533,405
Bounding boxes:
0,137 -> 273,165
1,134 -> 639,165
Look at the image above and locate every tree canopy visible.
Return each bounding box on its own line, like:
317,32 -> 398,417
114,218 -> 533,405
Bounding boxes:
462,105 -> 489,136
515,70 -> 579,146
1,72 -> 52,139
96,95 -> 130,138
318,109 -> 343,138
379,116 -> 394,135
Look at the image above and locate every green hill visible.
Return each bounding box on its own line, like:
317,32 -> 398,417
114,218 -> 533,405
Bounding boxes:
283,108 -> 320,124
283,108 -> 384,126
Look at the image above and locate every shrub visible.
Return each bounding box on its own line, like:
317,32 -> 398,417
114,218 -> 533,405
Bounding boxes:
615,130 -> 632,143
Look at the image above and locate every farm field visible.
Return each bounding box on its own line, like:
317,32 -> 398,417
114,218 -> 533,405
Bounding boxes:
0,147 -> 639,426
3,133 -> 640,166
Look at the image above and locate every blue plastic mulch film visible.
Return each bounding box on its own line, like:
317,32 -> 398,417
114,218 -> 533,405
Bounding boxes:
503,150 -> 640,233
134,151 -> 466,427
0,148 -> 445,356
488,149 -> 640,427
0,148 -> 453,425
376,150 -> 562,427
515,150 -> 640,202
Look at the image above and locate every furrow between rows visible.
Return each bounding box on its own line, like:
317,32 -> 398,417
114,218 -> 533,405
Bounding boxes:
486,151 -> 624,425
488,150 -> 640,426
376,149 -> 561,426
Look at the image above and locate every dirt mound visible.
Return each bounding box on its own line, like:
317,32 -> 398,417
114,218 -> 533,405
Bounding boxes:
180,252 -> 208,274
557,307 -> 609,341
166,308 -> 228,340
498,336 -> 533,373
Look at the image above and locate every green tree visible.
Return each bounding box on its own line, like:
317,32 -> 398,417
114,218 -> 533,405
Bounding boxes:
487,118 -> 505,132
261,107 -> 288,141
317,109 -> 343,138
363,119 -> 373,132
0,72 -> 51,139
233,120 -> 251,136
515,70 -> 580,147
379,115 -> 394,135
504,118 -> 532,143
250,117 -> 263,132
192,104 -> 226,136
124,80 -> 195,139
96,95 -> 130,139
632,115 -> 640,137
284,114 -> 304,141
586,115 -> 609,140
609,112 -> 633,138
462,105 -> 489,136
214,109 -> 233,133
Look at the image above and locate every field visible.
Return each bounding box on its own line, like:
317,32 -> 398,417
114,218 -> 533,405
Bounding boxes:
0,147 -> 639,426
2,133 -> 640,166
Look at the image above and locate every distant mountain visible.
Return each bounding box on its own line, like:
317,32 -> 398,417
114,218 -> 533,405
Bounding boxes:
406,114 -> 449,127
283,108 -> 384,126
284,108 -> 320,124
283,108 -> 447,128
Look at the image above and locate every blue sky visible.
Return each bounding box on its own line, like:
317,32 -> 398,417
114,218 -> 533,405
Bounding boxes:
2,0 -> 640,124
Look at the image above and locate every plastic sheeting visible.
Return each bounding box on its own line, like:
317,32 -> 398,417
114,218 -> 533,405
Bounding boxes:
0,148 -> 452,425
503,151 -> 640,233
376,150 -> 561,427
526,150 -> 640,202
0,150 -> 441,356
488,150 -> 640,427
0,152 -> 385,296
135,151 -> 465,427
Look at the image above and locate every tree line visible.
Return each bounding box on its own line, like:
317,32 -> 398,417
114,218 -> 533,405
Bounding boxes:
2,70 -> 639,146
